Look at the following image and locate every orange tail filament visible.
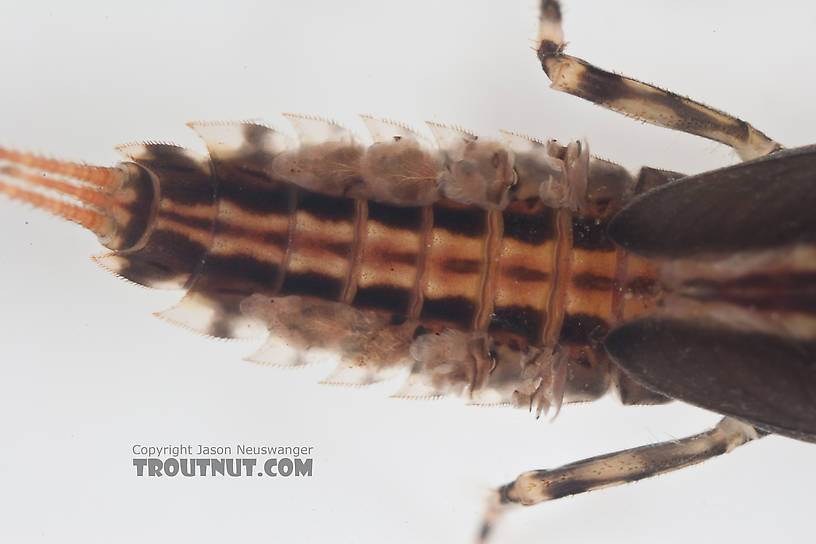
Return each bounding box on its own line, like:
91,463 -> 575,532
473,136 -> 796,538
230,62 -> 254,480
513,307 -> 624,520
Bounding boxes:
0,146 -> 131,243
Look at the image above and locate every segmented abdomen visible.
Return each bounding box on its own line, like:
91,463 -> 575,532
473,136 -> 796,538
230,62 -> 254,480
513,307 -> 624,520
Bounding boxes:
9,118 -> 665,410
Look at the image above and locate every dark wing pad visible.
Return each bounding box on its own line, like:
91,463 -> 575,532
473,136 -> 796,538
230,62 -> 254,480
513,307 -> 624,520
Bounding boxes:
605,317 -> 816,443
609,145 -> 816,258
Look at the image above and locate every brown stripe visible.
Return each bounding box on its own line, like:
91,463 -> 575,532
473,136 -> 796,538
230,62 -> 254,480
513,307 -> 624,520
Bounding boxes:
162,209 -> 292,250
559,313 -> 610,345
489,305 -> 546,345
216,223 -> 289,250
502,205 -> 554,245
420,296 -> 476,328
573,216 -> 614,251
118,229 -> 209,286
321,240 -> 354,258
353,285 -> 413,314
296,191 -> 356,223
504,266 -> 550,283
367,201 -> 424,231
280,271 -> 344,300
219,175 -> 291,214
195,253 -> 279,294
627,276 -> 661,297
379,250 -> 419,265
142,145 -> 216,206
432,201 -> 486,238
441,258 -> 482,275
222,217 -> 287,243
573,272 -> 614,291
682,272 -> 816,314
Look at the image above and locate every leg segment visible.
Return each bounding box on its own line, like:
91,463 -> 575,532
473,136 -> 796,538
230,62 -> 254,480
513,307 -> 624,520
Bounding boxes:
537,0 -> 781,161
478,416 -> 762,542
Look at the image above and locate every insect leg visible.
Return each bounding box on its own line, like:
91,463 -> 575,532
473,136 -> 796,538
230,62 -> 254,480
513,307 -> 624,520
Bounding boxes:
537,0 -> 781,161
477,416 -> 762,543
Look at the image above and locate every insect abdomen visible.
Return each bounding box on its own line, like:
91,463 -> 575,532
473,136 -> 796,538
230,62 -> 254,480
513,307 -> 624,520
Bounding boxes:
0,118 -> 663,410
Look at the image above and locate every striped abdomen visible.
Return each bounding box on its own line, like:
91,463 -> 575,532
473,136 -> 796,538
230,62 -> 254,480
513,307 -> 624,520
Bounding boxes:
0,118 -> 665,409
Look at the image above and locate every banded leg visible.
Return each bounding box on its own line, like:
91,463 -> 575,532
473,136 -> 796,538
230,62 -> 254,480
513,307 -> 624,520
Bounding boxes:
537,0 -> 781,161
477,417 -> 762,543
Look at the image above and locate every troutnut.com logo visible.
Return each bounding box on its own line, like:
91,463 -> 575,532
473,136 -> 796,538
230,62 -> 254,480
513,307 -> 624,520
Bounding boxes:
132,444 -> 314,478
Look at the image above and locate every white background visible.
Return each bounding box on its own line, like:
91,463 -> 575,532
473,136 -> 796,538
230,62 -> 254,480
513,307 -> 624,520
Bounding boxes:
1,1 -> 814,543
